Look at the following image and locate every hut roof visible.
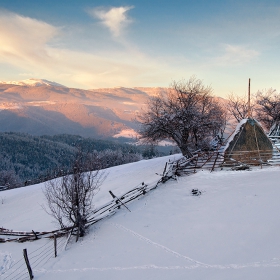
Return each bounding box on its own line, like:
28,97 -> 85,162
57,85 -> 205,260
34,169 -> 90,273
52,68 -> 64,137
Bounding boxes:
224,118 -> 273,156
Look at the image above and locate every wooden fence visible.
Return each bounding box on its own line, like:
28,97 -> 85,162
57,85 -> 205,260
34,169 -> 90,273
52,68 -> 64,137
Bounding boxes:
0,160 -> 178,244
1,150 -> 280,279
2,148 -> 280,243
170,147 -> 280,175
0,160 -> 179,279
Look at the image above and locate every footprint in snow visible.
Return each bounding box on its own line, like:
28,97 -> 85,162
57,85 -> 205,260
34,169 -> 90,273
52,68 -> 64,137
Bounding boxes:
0,253 -> 13,275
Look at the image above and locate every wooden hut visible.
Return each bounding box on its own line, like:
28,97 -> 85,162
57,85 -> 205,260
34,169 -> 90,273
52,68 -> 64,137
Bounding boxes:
224,118 -> 273,165
223,79 -> 273,166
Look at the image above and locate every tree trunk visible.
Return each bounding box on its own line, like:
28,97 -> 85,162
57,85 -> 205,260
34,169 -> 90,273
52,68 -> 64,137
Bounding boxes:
179,144 -> 193,158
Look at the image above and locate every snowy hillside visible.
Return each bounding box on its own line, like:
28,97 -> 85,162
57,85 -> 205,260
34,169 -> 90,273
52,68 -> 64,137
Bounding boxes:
1,155 -> 280,280
0,79 -> 66,87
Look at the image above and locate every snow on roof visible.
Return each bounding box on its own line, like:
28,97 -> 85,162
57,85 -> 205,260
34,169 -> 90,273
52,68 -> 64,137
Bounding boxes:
223,118 -> 248,152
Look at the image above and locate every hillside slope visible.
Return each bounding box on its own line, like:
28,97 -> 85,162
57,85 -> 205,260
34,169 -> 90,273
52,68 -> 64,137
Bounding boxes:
1,156 -> 280,280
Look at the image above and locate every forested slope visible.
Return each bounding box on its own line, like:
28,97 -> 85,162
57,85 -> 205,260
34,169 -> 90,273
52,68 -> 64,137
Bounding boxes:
0,133 -> 144,188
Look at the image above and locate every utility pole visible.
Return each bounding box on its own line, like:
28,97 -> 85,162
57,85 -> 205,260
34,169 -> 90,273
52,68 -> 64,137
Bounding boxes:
248,78 -> 251,118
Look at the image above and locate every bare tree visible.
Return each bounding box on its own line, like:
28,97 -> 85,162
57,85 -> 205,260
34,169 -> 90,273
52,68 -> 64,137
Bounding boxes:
255,88 -> 280,131
43,153 -> 106,241
137,77 -> 225,158
226,93 -> 253,123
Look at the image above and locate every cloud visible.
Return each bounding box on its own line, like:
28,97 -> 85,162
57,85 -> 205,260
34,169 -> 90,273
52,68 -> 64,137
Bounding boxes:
0,10 -> 173,89
89,6 -> 134,37
215,44 -> 259,66
0,11 -> 58,64
19,72 -> 37,77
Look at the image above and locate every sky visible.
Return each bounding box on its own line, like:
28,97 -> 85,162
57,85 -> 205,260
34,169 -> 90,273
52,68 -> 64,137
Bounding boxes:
0,0 -> 280,97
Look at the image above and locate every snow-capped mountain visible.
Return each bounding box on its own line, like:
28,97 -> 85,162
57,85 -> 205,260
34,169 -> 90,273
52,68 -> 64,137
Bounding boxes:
0,80 -> 169,138
0,79 -> 228,139
0,78 -> 66,87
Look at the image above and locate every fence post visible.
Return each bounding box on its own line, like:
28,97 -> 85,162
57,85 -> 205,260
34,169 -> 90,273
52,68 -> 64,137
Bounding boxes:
32,230 -> 38,240
194,155 -> 199,173
162,162 -> 168,176
23,248 -> 34,279
211,152 -> 219,173
54,233 -> 57,257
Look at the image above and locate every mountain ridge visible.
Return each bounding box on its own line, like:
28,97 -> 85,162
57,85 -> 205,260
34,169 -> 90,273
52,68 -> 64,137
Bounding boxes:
0,79 -> 227,139
0,78 -> 66,87
0,80 -> 168,138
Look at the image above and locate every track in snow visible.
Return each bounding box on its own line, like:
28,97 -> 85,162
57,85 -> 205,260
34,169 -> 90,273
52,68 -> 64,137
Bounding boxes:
108,222 -> 280,270
32,222 -> 280,275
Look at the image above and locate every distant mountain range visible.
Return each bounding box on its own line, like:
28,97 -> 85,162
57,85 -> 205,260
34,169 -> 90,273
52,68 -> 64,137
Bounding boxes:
0,78 -> 66,87
0,79 -> 168,139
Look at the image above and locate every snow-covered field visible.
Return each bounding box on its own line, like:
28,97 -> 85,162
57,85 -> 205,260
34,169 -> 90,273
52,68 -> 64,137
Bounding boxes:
1,155 -> 280,280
